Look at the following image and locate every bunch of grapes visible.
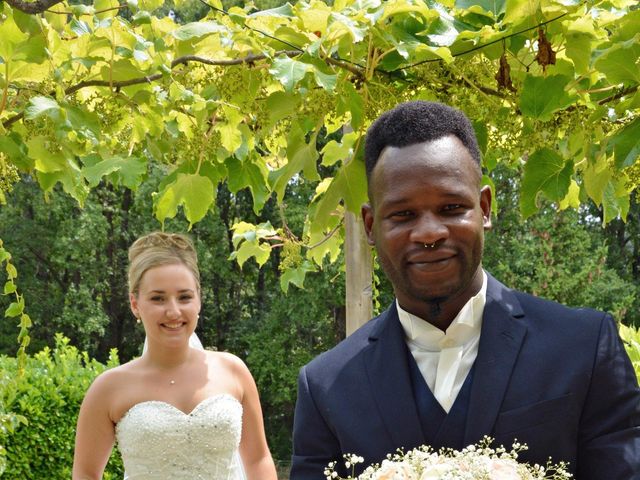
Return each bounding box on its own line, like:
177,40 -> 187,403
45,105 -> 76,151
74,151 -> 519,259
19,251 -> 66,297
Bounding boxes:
623,161 -> 640,191
0,154 -> 20,195
299,87 -> 335,123
279,239 -> 303,272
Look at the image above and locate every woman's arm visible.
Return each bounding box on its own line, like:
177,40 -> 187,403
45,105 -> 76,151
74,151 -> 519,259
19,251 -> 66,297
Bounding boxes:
234,357 -> 278,480
72,372 -> 117,480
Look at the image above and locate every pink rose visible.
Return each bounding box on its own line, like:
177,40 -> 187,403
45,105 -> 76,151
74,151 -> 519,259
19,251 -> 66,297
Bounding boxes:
487,458 -> 523,480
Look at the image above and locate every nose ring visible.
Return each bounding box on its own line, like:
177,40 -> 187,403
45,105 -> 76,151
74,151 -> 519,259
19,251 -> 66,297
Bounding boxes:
424,242 -> 436,249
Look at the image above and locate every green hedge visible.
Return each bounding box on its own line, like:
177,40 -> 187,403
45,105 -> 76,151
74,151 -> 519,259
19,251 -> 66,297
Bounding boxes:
0,335 -> 123,479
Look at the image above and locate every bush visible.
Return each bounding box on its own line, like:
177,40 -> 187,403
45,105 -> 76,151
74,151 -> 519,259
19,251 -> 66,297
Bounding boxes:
0,335 -> 123,479
620,324 -> 640,382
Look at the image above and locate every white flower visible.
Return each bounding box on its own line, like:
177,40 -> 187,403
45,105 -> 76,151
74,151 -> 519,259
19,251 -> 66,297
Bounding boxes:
419,462 -> 454,479
370,459 -> 418,480
324,438 -> 572,480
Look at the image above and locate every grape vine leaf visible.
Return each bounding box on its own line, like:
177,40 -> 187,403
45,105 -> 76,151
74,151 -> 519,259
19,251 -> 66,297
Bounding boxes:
608,118 -> 640,169
269,56 -> 311,91
155,173 -> 215,226
519,75 -> 576,121
594,38 -> 640,85
520,148 -> 573,218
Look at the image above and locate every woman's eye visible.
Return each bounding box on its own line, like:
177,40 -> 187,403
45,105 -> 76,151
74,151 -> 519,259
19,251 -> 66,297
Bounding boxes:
151,296 -> 163,302
180,295 -> 193,301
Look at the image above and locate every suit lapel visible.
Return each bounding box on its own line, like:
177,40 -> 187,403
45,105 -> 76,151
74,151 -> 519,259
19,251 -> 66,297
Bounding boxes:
363,305 -> 425,450
465,275 -> 527,445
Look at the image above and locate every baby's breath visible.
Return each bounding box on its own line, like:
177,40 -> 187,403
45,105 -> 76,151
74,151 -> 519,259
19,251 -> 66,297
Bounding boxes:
325,437 -> 572,480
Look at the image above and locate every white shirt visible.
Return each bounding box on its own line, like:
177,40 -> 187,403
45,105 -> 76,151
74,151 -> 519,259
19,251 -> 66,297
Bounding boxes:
397,271 -> 487,413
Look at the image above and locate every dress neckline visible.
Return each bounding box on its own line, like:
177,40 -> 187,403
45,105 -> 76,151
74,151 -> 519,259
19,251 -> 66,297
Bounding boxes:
115,393 -> 241,428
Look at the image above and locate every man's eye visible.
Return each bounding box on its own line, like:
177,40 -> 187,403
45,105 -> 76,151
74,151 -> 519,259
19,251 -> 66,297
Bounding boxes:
390,210 -> 412,218
443,204 -> 463,212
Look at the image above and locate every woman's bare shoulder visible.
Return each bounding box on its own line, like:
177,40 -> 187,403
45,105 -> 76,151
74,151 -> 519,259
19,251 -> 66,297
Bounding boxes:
84,359 -> 145,402
203,349 -> 247,371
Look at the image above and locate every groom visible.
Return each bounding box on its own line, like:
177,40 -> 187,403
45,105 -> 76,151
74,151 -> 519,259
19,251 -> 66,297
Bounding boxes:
290,101 -> 640,479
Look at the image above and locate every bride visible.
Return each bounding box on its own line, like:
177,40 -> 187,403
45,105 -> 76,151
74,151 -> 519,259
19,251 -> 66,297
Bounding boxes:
72,232 -> 278,480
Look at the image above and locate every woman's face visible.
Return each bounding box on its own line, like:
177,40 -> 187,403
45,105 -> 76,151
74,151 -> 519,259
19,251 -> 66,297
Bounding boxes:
130,263 -> 201,349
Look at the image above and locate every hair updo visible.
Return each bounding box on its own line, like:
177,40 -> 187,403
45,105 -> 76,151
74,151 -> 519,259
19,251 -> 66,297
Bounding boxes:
128,232 -> 200,296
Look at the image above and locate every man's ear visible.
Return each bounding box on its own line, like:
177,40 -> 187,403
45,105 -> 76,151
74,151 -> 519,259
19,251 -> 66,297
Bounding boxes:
480,185 -> 492,230
361,203 -> 376,246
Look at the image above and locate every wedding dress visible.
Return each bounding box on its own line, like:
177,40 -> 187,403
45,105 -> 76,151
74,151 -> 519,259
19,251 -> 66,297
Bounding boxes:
115,394 -> 246,479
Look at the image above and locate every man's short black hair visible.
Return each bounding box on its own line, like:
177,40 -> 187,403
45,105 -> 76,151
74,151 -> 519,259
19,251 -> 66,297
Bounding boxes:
364,101 -> 481,181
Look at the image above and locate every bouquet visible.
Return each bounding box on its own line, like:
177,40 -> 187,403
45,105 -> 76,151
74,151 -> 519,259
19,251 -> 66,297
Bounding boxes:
324,437 -> 572,480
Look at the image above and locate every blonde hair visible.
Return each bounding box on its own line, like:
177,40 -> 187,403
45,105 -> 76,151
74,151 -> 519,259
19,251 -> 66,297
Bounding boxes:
128,232 -> 200,295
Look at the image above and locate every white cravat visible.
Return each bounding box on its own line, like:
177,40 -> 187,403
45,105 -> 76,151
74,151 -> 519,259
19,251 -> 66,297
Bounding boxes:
397,271 -> 487,413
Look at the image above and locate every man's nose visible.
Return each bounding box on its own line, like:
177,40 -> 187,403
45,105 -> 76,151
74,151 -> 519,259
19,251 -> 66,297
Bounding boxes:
409,212 -> 448,245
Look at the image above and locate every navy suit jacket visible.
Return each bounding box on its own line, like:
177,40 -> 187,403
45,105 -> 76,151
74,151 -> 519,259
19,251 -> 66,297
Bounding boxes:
291,274 -> 640,479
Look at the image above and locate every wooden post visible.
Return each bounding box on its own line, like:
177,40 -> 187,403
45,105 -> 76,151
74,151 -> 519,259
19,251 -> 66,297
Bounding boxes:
344,210 -> 373,336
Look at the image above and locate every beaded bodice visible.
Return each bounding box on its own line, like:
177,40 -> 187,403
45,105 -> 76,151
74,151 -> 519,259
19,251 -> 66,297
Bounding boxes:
115,394 -> 243,480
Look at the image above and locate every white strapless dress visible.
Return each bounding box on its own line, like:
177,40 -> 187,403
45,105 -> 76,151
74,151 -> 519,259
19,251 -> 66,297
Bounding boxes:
115,394 -> 245,480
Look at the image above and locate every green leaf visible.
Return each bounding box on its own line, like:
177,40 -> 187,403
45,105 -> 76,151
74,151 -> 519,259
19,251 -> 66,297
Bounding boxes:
456,0 -> 506,19
138,0 -> 163,11
155,174 -> 215,226
502,0 -> 540,26
565,32 -> 593,75
0,16 -> 28,62
519,75 -> 576,121
609,118 -> 640,169
232,241 -> 271,268
595,38 -> 640,85
269,56 -> 311,92
558,179 -> 580,211
0,132 -> 30,170
321,131 -> 358,167
230,221 -> 276,268
70,4 -> 95,17
312,66 -> 337,91
248,3 -> 294,18
5,299 -> 24,318
172,21 -> 228,41
520,148 -> 573,218
266,91 -> 299,124
340,82 -> 364,130
20,313 -> 32,328
99,59 -> 145,82
270,125 -> 319,202
27,137 -> 67,173
94,0 -> 120,19
11,34 -> 47,64
602,177 -> 630,223
6,263 -> 17,279
328,12 -> 366,43
280,261 -> 314,293
82,155 -> 147,189
219,106 -> 244,154
226,157 -> 270,214
4,281 -> 16,295
24,96 -> 62,121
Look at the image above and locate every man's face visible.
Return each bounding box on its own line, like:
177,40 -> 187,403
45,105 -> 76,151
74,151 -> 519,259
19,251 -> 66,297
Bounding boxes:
362,135 -> 492,318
